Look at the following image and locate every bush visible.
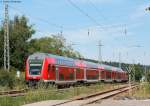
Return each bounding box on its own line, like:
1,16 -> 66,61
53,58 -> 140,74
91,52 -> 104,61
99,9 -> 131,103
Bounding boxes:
147,71 -> 150,83
0,69 -> 16,89
15,71 -> 27,89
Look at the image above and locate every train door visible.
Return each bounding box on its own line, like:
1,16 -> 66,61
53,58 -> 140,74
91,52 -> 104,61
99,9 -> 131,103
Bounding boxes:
58,66 -> 66,81
99,69 -> 101,81
76,68 -> 84,81
111,71 -> 115,81
58,66 -> 75,81
89,69 -> 99,80
47,64 -> 56,81
106,70 -> 111,81
101,70 -> 105,80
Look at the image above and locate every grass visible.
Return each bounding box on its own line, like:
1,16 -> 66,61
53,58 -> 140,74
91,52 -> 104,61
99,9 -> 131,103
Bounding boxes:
0,83 -> 125,106
133,82 -> 150,99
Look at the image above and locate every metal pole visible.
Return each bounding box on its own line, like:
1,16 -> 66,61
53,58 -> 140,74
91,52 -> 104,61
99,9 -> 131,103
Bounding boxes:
3,2 -> 7,70
119,52 -> 121,68
144,65 -> 147,82
126,66 -> 131,96
60,26 -> 63,36
144,52 -> 147,82
6,3 -> 10,71
129,66 -> 132,95
2,0 -> 21,71
3,1 -> 9,71
98,40 -> 102,64
98,40 -> 103,82
132,60 -> 135,83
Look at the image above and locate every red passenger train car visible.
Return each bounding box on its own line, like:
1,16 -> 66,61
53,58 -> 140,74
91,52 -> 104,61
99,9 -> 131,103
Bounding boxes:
25,53 -> 128,86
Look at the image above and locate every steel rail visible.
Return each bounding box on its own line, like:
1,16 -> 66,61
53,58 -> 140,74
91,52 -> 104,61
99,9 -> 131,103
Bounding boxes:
51,84 -> 138,106
0,89 -> 28,97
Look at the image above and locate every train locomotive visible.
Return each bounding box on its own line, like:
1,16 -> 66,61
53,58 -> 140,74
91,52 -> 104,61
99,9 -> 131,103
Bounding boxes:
25,53 -> 128,87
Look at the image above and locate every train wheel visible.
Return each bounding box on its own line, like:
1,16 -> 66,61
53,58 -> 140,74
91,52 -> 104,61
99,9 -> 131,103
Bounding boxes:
28,80 -> 38,88
37,81 -> 49,89
57,85 -> 63,89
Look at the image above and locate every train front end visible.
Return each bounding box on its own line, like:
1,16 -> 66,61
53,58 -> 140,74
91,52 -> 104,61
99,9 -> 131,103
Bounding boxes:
25,53 -> 45,86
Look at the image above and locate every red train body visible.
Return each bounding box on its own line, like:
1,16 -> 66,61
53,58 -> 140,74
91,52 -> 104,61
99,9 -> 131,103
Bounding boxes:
25,53 -> 128,86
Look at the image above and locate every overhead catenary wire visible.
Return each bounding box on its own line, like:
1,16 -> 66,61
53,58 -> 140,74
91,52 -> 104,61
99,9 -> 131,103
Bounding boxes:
67,0 -> 105,30
2,5 -> 61,41
86,0 -> 131,32
10,1 -> 128,35
9,5 -> 63,30
67,0 -> 129,34
8,5 -> 65,37
87,0 -> 109,22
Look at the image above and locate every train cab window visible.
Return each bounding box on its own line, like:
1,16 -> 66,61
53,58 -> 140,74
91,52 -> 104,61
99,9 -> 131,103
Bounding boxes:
29,64 -> 42,75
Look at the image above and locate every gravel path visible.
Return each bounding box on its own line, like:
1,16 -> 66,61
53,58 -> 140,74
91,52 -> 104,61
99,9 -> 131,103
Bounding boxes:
23,100 -> 68,106
87,99 -> 150,106
23,99 -> 150,106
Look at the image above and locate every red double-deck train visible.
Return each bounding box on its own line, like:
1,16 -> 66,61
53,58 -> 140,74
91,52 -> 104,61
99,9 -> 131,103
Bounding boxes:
25,53 -> 128,87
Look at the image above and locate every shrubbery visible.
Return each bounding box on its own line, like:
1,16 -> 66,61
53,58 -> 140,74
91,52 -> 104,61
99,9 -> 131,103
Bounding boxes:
0,69 -> 16,89
0,68 -> 26,90
147,71 -> 150,83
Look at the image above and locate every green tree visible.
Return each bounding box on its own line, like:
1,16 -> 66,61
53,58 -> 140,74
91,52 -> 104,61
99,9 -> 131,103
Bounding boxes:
28,35 -> 82,58
0,16 -> 35,70
147,70 -> 150,83
134,64 -> 143,81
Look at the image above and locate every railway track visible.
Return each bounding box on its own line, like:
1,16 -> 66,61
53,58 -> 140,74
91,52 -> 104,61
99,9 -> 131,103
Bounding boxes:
51,84 -> 138,106
0,83 -> 113,97
0,89 -> 27,97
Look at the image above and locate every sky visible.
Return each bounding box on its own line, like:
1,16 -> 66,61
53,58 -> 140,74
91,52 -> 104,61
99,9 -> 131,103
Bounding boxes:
0,0 -> 150,65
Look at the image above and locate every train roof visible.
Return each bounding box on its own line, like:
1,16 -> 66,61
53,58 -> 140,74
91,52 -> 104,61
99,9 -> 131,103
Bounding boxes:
100,64 -> 123,72
28,53 -> 47,60
29,52 -> 75,67
29,53 -> 124,72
